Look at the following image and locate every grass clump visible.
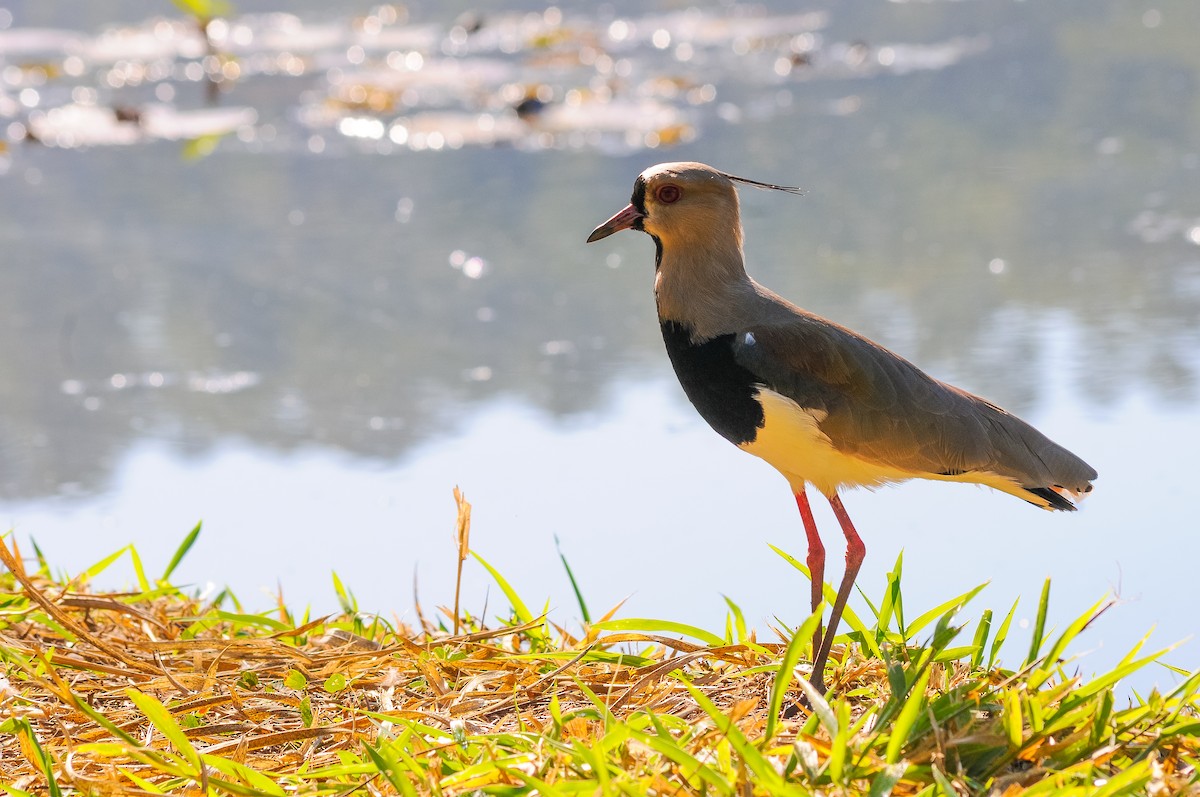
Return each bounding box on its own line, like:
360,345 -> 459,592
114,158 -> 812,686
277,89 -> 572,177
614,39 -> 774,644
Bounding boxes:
1,501 -> 1198,796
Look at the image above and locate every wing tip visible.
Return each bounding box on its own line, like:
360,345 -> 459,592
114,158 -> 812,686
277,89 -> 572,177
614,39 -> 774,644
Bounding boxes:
1026,483 -> 1094,511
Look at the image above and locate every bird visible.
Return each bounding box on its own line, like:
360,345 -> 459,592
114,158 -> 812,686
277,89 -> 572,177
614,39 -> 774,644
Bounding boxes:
586,161 -> 1097,696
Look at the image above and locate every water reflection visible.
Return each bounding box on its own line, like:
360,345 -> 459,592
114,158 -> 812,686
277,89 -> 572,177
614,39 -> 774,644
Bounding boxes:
1,2 -> 1002,155
0,2 -> 1198,685
7,372 -> 1198,694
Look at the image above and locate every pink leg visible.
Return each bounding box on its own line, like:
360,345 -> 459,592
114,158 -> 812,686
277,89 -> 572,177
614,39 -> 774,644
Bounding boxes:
810,492 -> 866,694
794,489 -> 825,655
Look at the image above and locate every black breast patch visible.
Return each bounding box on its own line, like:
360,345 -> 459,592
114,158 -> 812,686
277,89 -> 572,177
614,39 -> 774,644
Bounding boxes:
660,321 -> 764,445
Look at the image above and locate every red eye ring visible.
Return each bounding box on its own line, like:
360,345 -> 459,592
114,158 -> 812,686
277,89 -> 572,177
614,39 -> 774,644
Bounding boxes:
656,184 -> 682,204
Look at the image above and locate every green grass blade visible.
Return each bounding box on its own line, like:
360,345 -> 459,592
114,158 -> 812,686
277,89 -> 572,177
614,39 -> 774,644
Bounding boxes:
472,551 -> 535,626
128,545 -> 151,593
362,741 -> 419,797
989,597 -> 1020,669
1073,646 -> 1175,699
12,719 -> 62,797
120,768 -> 166,794
81,546 -> 131,581
590,618 -> 724,647
927,606 -> 968,660
126,688 -> 202,773
1090,687 -> 1115,745
1025,578 -> 1051,666
934,645 -> 979,663
829,699 -> 851,783
885,656 -> 907,698
201,754 -> 287,796
198,611 -> 292,632
970,609 -> 993,669
627,727 -> 732,794
30,537 -> 50,574
67,691 -> 147,748
765,604 -> 824,740
331,570 -> 357,614
161,522 -> 201,583
1029,596 -> 1112,689
554,535 -> 590,623
1003,689 -> 1023,748
1090,759 -> 1152,797
906,582 -> 987,640
2,786 -> 38,797
885,664 -> 931,763
877,551 -> 904,638
504,768 -> 572,797
856,584 -> 882,624
681,681 -> 782,788
573,675 -> 618,727
770,543 -> 809,578
931,764 -> 957,795
1019,761 -> 1094,797
723,595 -> 748,645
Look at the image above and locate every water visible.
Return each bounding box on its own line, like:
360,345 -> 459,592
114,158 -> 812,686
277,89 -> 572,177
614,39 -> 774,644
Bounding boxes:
2,1 -> 1198,691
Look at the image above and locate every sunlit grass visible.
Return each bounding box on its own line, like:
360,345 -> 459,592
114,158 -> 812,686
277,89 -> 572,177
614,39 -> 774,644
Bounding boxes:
1,499 -> 1197,796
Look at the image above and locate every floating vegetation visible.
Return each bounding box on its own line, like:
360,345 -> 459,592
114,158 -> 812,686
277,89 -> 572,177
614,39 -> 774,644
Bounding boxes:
0,5 -> 990,155
59,369 -> 261,399
2,494 -> 1198,795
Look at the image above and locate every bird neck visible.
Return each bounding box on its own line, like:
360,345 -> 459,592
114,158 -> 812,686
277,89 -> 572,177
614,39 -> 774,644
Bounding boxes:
654,229 -> 752,339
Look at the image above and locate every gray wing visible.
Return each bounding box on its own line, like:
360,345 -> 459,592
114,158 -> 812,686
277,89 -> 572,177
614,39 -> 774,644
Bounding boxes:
731,313 -> 1097,494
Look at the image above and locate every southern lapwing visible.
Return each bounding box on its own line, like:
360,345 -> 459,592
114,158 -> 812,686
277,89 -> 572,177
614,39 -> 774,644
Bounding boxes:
587,161 -> 1097,695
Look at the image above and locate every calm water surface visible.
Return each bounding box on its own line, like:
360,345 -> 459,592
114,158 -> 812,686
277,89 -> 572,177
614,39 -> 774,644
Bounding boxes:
2,1 -> 1199,691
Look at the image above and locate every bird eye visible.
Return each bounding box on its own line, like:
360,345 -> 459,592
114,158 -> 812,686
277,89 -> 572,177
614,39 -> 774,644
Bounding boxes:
656,184 -> 682,204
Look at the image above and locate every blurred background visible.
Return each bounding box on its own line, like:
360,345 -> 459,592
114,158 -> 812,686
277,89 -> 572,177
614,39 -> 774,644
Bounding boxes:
1,1 -> 1198,690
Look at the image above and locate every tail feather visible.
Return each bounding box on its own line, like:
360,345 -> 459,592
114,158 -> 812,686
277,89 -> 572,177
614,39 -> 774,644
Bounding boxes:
978,405 -> 1097,511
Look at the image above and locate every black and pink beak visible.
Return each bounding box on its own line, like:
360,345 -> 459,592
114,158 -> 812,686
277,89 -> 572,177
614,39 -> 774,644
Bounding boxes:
587,203 -> 645,242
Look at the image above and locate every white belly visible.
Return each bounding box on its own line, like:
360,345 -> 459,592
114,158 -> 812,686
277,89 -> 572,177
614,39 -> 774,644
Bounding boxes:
737,388 -> 917,496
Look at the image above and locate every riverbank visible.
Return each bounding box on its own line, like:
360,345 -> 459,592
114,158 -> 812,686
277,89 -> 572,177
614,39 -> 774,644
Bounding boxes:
1,511 -> 1196,795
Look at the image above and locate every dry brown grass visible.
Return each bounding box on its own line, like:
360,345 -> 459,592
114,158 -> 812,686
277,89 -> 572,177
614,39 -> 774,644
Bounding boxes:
0,532 -> 812,795
2,502 -> 1198,795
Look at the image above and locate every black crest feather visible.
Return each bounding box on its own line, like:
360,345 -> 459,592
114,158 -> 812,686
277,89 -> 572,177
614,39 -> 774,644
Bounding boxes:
721,171 -> 805,195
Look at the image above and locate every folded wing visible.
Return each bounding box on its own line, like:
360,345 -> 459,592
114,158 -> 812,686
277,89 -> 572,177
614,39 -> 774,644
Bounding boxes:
731,312 -> 1097,506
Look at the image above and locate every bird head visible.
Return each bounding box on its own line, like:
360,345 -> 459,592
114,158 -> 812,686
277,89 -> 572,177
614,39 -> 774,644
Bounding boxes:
588,163 -> 802,329
587,162 -> 800,251
587,162 -> 737,248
